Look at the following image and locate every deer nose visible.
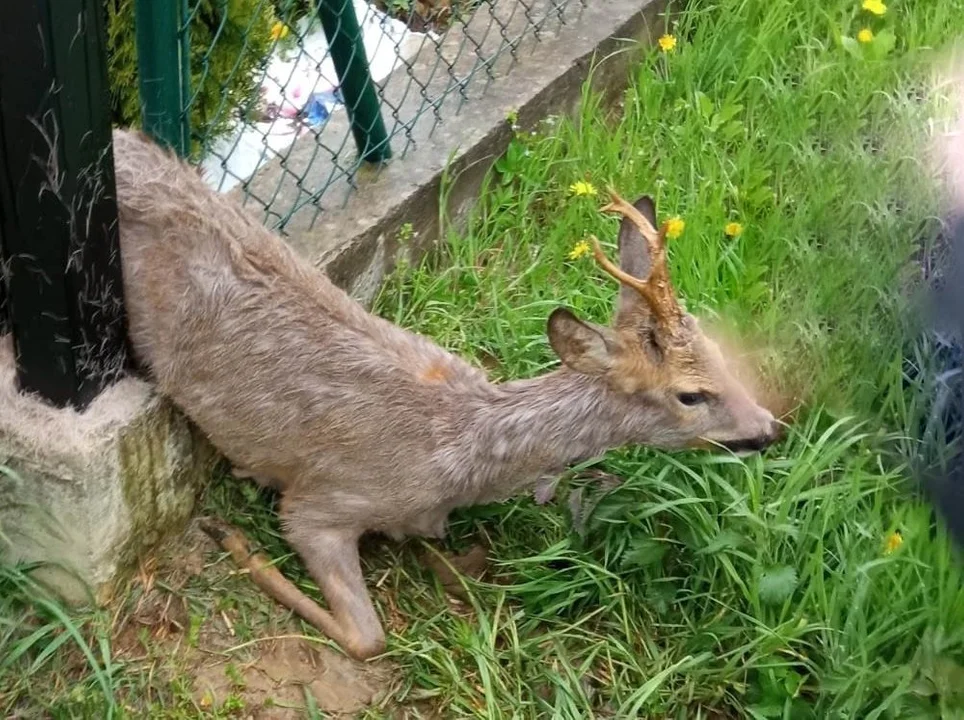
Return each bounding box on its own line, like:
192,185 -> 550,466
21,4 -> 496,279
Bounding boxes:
751,421 -> 784,450
722,435 -> 773,453
721,419 -> 783,454
768,419 -> 785,443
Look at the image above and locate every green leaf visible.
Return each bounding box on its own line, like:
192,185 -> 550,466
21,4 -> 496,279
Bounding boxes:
697,529 -> 747,555
621,537 -> 669,569
747,702 -> 785,719
721,120 -> 746,142
840,36 -> 862,59
718,102 -> 744,123
783,669 -> 804,698
870,28 -> 896,60
695,91 -> 715,121
757,565 -> 798,605
645,582 -> 678,614
787,698 -> 817,720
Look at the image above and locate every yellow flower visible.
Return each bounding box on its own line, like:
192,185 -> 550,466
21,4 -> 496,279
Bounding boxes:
270,21 -> 289,41
884,530 -> 903,555
658,34 -> 678,53
665,217 -> 685,240
861,0 -> 886,16
857,28 -> 874,43
569,180 -> 597,197
724,221 -> 744,237
568,240 -> 592,260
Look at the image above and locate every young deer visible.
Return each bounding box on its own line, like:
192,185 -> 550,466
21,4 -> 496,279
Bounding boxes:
112,129 -> 780,660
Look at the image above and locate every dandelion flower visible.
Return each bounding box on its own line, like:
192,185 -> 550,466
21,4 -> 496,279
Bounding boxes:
884,530 -> 903,555
568,240 -> 592,260
725,221 -> 744,237
658,34 -> 677,53
857,28 -> 874,43
270,21 -> 290,41
665,217 -> 685,239
861,0 -> 886,16
569,180 -> 597,197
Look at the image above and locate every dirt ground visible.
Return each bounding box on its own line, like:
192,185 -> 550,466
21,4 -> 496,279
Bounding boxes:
106,521 -> 488,718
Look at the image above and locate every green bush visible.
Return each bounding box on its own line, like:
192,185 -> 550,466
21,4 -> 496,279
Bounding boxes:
270,0 -> 315,23
104,0 -> 276,156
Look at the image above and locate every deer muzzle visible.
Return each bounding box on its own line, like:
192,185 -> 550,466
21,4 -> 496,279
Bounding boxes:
720,418 -> 784,454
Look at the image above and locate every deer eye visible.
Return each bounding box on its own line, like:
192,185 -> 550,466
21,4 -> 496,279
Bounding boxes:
677,392 -> 709,407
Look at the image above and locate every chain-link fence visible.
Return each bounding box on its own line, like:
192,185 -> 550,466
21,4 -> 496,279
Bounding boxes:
125,0 -> 586,236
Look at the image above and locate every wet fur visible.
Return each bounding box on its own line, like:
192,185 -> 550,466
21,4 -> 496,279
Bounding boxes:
113,129 -> 777,658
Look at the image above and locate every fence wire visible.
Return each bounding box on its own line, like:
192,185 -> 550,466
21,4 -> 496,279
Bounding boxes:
174,0 -> 587,234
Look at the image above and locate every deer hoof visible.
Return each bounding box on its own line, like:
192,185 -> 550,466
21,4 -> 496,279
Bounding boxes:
343,630 -> 386,661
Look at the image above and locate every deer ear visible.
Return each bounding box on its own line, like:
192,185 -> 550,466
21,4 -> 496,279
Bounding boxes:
617,195 -> 657,278
616,195 -> 656,318
547,308 -> 615,375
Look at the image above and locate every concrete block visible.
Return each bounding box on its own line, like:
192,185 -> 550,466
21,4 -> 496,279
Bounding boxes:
0,336 -> 215,603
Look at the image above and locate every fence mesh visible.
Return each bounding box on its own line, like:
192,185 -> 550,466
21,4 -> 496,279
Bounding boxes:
175,0 -> 587,235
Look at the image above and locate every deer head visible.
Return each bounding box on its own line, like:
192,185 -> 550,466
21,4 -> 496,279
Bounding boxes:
547,190 -> 781,453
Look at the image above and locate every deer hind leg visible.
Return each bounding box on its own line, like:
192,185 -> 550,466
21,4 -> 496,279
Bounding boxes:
282,524 -> 386,661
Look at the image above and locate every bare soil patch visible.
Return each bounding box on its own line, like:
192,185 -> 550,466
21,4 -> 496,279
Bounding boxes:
109,522 -> 394,717
105,521 -> 493,717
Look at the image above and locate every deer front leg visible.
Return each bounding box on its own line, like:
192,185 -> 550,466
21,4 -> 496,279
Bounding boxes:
282,524 -> 386,661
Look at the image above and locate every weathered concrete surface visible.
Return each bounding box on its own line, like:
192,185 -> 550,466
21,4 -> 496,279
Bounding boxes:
0,336 -> 215,602
235,0 -> 668,306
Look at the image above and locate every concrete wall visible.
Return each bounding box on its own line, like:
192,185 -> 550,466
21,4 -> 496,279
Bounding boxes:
0,336 -> 215,602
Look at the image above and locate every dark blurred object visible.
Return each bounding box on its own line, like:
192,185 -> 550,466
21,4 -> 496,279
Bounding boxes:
917,212 -> 964,550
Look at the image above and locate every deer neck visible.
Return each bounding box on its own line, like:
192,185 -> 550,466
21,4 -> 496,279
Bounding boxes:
468,369 -> 638,490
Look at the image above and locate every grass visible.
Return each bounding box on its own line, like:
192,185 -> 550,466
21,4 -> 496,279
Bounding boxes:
4,0 -> 964,717
0,559 -> 118,717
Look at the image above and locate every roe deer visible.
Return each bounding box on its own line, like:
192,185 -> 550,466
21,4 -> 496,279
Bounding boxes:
112,128 -> 780,660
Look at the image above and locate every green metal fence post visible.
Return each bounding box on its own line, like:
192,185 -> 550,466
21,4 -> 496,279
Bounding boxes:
0,0 -> 129,408
133,0 -> 190,156
317,0 -> 392,163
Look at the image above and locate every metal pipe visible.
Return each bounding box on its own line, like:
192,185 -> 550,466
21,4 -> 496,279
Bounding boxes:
317,0 -> 392,163
134,0 -> 191,156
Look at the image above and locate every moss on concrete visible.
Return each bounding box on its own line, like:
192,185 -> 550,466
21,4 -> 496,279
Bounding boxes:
114,400 -> 216,573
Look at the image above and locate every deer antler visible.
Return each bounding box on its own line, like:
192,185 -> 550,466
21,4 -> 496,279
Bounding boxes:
600,190 -> 664,254
593,189 -> 683,331
589,235 -> 671,325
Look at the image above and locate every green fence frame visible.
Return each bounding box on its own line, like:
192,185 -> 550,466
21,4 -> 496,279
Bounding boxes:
0,0 -> 129,408
133,0 -> 391,164
134,0 -> 191,156
317,0 -> 392,163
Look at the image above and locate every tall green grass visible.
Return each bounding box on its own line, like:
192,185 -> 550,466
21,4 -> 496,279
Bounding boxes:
368,0 -> 964,716
0,549 -> 117,715
2,464 -> 117,717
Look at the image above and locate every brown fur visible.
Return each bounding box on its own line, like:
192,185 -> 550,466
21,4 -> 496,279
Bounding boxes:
112,129 -> 780,659
417,361 -> 453,384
